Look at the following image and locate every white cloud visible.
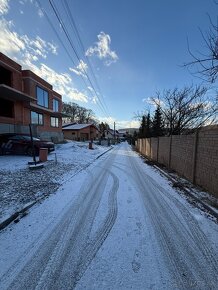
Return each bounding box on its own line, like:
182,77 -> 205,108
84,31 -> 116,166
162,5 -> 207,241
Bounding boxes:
86,31 -> 118,66
0,19 -> 25,55
98,117 -> 139,129
37,8 -> 43,18
67,89 -> 88,103
87,86 -> 94,92
0,0 -> 9,15
91,95 -> 98,104
142,97 -> 165,107
69,60 -> 88,77
0,18 -> 58,59
0,16 -> 89,103
116,120 -> 140,129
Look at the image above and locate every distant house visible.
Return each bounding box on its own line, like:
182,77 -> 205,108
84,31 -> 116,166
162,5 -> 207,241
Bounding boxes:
62,123 -> 99,141
0,52 -> 63,142
104,128 -> 119,139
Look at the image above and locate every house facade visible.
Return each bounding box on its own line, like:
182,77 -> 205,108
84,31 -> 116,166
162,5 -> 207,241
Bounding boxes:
104,128 -> 119,139
0,53 -> 63,142
62,123 -> 99,141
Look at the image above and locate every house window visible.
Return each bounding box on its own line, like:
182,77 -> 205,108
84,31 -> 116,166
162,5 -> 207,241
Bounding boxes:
36,86 -> 48,108
51,117 -> 59,127
53,99 -> 59,112
0,99 -> 14,117
31,111 -> 43,125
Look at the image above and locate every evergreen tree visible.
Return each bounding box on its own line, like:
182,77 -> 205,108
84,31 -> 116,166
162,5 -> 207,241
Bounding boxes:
146,113 -> 151,137
99,122 -> 110,137
138,115 -> 146,138
139,113 -> 151,138
152,105 -> 164,137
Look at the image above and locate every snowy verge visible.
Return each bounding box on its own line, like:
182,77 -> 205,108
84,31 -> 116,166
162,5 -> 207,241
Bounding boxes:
0,141 -> 112,229
134,150 -> 218,221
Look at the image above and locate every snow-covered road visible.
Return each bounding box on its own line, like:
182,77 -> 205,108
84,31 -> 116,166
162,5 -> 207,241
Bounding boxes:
0,143 -> 218,289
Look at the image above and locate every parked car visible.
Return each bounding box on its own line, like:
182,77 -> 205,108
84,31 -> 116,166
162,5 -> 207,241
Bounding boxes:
0,133 -> 55,156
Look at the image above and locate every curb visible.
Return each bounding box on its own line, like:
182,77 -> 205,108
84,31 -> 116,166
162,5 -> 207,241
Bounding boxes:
96,146 -> 113,159
0,146 -> 113,231
0,201 -> 38,231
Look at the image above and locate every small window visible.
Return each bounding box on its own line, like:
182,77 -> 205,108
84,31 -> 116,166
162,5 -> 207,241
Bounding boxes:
51,117 -> 59,128
31,111 -> 43,125
36,86 -> 48,108
53,99 -> 59,112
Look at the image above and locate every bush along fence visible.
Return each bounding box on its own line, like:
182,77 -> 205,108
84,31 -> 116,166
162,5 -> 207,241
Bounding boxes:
135,126 -> 218,198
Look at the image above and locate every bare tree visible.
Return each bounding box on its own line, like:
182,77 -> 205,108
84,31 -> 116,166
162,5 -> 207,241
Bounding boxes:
151,85 -> 217,135
62,102 -> 79,123
62,102 -> 97,124
184,10 -> 218,83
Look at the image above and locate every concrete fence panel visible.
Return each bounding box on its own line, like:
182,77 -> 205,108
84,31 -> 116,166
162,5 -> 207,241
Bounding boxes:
151,137 -> 158,161
135,126 -> 218,198
195,127 -> 218,197
158,137 -> 171,166
170,135 -> 195,181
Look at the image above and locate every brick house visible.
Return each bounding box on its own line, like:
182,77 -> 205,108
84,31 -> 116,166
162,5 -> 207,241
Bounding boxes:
0,52 -> 63,142
62,123 -> 99,141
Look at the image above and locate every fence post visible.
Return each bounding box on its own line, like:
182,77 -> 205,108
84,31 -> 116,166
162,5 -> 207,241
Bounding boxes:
157,137 -> 159,163
192,130 -> 199,184
168,135 -> 172,169
150,138 -> 152,159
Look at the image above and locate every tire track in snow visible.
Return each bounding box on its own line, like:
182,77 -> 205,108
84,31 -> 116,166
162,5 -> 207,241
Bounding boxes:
1,158 -> 115,289
34,167 -> 114,290
132,155 -> 218,279
8,148 -> 119,290
69,171 -> 119,288
112,152 -> 218,286
127,145 -> 218,289
0,169 -> 95,290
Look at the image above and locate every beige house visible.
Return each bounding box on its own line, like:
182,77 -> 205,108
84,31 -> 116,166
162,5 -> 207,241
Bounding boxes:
62,123 -> 99,141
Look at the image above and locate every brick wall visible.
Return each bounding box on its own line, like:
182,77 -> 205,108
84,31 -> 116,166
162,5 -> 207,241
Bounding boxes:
0,52 -> 22,91
135,126 -> 218,198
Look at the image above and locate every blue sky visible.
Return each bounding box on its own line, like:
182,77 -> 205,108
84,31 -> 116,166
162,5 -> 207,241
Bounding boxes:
0,0 -> 217,128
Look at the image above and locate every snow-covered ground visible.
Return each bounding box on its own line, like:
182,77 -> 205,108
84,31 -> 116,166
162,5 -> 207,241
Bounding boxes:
0,142 -> 217,289
0,141 -> 111,224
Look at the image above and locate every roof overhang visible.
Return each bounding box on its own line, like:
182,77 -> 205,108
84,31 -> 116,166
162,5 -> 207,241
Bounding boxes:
0,84 -> 36,102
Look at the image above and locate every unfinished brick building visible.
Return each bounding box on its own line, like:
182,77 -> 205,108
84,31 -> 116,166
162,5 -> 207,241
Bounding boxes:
0,52 -> 63,142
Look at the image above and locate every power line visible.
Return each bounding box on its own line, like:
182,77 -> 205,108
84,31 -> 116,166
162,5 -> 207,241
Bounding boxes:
35,0 -> 111,119
35,0 -> 77,67
62,0 -> 110,114
48,0 -> 110,118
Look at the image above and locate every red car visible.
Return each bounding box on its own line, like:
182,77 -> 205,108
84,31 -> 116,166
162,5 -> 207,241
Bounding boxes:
0,133 -> 55,156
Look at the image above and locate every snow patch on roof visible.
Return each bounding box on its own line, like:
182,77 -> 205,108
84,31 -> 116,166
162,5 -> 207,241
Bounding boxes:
62,124 -> 93,130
